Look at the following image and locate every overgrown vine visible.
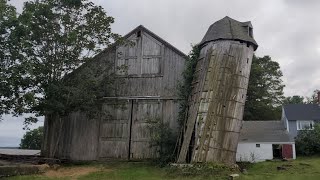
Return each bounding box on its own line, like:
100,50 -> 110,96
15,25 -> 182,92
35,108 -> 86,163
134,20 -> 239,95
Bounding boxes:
148,45 -> 200,165
177,45 -> 200,127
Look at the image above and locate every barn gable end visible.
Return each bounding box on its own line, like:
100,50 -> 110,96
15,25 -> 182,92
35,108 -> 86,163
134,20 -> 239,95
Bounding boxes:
42,25 -> 187,161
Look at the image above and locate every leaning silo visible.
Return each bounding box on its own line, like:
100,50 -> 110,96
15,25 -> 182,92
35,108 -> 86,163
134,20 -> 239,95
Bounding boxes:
177,16 -> 258,164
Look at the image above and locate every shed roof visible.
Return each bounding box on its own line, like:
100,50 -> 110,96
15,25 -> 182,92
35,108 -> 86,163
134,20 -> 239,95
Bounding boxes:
239,121 -> 294,143
200,16 -> 258,50
283,104 -> 320,120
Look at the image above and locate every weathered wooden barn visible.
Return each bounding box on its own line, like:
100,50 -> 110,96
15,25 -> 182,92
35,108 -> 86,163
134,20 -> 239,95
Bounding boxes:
42,25 -> 187,161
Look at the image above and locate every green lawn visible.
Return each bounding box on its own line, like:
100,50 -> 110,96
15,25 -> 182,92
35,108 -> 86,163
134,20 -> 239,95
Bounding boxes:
240,156 -> 320,180
5,157 -> 320,180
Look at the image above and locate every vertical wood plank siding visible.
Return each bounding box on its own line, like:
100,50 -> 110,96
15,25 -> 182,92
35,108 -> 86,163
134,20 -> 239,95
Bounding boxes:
178,40 -> 254,164
42,28 -> 186,161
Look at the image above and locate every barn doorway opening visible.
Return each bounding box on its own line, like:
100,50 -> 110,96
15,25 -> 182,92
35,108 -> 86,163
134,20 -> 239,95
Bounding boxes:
272,144 -> 282,159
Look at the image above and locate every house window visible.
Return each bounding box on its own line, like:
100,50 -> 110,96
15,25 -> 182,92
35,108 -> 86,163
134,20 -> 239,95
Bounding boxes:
256,144 -> 260,148
297,120 -> 314,130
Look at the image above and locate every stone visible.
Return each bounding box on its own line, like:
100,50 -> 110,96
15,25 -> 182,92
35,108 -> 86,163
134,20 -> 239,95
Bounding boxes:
229,173 -> 240,179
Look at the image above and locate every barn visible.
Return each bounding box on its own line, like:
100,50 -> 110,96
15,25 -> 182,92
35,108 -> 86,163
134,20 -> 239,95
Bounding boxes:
42,25 -> 187,161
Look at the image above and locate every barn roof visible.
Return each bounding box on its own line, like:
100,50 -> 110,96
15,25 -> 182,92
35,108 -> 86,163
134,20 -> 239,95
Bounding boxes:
64,25 -> 188,79
124,25 -> 188,58
283,104 -> 320,120
200,16 -> 258,50
239,121 -> 294,143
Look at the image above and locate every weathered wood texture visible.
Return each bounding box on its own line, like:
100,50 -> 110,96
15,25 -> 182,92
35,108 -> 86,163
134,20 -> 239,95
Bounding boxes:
42,112 -> 100,160
42,27 -> 186,161
115,31 -> 185,97
177,40 -> 254,164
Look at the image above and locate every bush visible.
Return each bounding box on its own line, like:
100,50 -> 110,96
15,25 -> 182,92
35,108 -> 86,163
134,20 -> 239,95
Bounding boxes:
20,126 -> 44,150
295,124 -> 320,156
148,119 -> 177,166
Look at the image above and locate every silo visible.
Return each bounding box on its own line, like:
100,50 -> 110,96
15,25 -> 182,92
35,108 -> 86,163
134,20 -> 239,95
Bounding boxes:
178,16 -> 258,164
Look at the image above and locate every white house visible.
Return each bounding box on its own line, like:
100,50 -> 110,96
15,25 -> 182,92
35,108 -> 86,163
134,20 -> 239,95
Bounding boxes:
236,121 -> 296,162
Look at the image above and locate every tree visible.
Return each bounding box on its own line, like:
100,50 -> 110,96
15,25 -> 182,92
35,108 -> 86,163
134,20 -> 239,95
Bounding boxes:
20,126 -> 44,149
244,55 -> 285,120
306,89 -> 320,104
0,0 -> 18,120
295,124 -> 320,156
283,95 -> 305,105
1,0 -> 118,125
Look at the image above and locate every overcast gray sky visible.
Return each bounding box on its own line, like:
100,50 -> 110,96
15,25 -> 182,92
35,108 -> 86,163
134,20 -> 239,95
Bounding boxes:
1,0 -> 319,146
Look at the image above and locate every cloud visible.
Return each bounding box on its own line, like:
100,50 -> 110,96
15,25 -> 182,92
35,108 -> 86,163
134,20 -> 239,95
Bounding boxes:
0,115 -> 43,147
6,0 -> 320,96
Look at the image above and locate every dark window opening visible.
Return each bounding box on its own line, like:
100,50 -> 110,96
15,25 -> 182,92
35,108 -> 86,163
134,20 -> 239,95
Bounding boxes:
256,144 -> 260,148
137,30 -> 141,37
249,27 -> 253,38
247,58 -> 249,63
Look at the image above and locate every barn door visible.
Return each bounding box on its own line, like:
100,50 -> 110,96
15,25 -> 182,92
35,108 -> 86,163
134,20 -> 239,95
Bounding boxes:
98,100 -> 131,159
129,99 -> 162,159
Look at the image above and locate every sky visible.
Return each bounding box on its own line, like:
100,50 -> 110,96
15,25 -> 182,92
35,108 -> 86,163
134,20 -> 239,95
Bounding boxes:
1,0 -> 320,146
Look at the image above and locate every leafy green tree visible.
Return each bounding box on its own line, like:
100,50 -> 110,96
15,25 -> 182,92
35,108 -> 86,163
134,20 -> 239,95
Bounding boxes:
244,55 -> 285,120
283,95 -> 305,105
295,124 -> 320,156
20,126 -> 44,150
1,0 -> 118,125
306,89 -> 320,104
0,0 -> 18,120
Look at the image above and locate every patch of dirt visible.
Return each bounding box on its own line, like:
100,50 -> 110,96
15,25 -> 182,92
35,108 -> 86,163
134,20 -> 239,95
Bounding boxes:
44,166 -> 101,179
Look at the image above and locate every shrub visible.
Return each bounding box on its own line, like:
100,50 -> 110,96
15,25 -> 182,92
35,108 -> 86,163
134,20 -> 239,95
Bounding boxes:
148,119 -> 177,166
20,126 -> 44,150
295,124 -> 320,156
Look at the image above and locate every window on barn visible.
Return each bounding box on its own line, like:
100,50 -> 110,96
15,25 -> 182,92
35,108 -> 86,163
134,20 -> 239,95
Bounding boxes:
115,36 -> 138,76
116,32 -> 162,76
297,120 -> 314,130
141,34 -> 162,75
256,144 -> 260,148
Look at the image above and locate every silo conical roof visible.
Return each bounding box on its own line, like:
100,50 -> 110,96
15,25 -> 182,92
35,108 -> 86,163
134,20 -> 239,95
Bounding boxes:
200,16 -> 258,50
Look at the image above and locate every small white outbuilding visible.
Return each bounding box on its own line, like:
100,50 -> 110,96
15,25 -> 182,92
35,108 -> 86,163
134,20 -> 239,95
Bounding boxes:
236,121 -> 296,162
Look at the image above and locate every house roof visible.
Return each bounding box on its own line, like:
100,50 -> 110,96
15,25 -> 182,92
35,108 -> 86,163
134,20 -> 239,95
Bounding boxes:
283,104 -> 320,120
239,121 -> 294,143
200,16 -> 258,50
123,25 -> 188,58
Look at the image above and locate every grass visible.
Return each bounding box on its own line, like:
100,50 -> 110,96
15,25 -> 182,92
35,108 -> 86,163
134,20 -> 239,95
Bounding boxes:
4,157 -> 320,180
240,156 -> 320,180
